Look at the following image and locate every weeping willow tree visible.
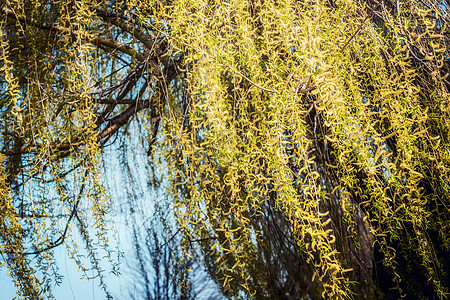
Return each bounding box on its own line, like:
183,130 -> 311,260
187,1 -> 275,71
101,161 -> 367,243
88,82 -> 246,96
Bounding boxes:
0,0 -> 449,299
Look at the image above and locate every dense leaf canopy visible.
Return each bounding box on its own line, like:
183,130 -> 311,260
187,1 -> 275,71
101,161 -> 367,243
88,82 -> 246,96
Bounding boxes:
1,0 -> 449,299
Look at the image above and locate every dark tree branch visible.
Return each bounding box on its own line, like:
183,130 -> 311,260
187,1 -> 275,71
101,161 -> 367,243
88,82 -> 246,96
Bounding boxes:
96,9 -> 156,51
24,169 -> 89,255
1,6 -> 146,61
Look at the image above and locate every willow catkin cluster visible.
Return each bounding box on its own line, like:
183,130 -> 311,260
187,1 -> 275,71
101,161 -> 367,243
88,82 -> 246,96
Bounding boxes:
161,0 -> 450,298
1,1 -> 113,298
1,0 -> 449,298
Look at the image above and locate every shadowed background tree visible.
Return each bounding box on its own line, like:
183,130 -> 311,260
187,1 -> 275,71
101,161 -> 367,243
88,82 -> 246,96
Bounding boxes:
0,0 -> 449,299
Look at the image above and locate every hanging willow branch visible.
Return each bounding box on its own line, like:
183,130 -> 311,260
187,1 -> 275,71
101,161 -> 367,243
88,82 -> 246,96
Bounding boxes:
0,0 -> 449,299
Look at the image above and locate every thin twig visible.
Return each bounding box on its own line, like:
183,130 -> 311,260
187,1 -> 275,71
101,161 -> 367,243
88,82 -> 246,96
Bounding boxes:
340,3 -> 381,52
25,169 -> 89,255
231,68 -> 274,93
154,228 -> 181,251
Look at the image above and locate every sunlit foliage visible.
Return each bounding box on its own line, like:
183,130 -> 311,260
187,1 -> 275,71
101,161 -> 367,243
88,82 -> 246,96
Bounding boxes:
162,0 -> 450,298
1,0 -> 449,299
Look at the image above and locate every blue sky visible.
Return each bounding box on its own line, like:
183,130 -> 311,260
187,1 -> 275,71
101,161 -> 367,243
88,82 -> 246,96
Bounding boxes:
0,222 -> 128,300
0,125 -> 224,300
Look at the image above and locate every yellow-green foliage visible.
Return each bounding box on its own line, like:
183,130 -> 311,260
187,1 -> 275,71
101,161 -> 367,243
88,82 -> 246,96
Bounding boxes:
1,1 -> 113,298
1,0 -> 449,299
160,0 -> 450,298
